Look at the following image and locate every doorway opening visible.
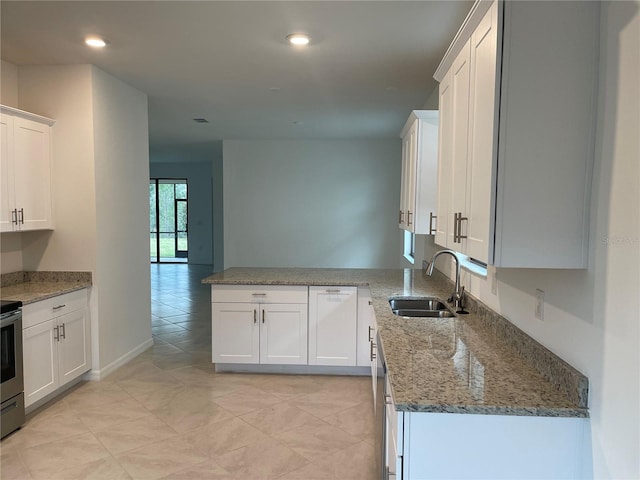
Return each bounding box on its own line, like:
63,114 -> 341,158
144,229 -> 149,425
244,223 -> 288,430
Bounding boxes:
150,178 -> 188,263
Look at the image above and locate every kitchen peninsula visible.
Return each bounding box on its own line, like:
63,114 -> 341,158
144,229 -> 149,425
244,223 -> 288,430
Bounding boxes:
204,267 -> 590,479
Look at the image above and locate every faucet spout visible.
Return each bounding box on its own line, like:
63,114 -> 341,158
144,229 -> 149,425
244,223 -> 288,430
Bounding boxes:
425,249 -> 467,313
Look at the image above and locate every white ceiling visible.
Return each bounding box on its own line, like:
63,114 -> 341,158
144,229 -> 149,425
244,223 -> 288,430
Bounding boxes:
1,1 -> 472,161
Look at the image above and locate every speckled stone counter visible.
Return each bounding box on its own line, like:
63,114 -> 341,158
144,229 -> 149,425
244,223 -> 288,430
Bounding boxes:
203,267 -> 589,418
0,271 -> 92,304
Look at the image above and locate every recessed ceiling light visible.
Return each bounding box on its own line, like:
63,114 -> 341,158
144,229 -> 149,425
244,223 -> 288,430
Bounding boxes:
85,36 -> 108,48
286,33 -> 310,46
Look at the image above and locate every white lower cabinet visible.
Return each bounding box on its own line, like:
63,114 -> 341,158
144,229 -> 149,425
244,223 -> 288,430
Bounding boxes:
385,407 -> 587,479
211,285 -> 308,365
22,289 -> 90,408
211,284 -> 370,370
308,286 -> 358,366
356,287 -> 374,367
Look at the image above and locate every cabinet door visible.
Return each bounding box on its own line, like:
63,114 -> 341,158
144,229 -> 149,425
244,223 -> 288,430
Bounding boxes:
465,1 -> 499,264
212,302 -> 259,364
58,308 -> 91,385
450,40 -> 472,251
259,303 -> 308,365
13,116 -> 52,231
401,120 -> 418,232
23,320 -> 58,407
356,287 -> 374,367
308,287 -> 358,366
0,113 -> 16,232
435,72 -> 453,248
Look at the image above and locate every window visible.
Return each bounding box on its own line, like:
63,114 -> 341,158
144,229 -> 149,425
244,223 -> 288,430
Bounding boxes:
150,178 -> 188,263
403,230 -> 415,264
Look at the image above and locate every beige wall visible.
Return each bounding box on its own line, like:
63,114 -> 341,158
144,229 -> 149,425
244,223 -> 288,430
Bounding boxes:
1,60 -> 19,107
16,64 -> 151,377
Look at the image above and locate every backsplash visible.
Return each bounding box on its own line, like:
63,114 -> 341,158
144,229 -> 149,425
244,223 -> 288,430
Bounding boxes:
1,271 -> 92,288
437,271 -> 589,409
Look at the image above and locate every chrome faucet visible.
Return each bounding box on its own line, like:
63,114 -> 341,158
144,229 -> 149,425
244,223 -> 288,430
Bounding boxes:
426,249 -> 467,313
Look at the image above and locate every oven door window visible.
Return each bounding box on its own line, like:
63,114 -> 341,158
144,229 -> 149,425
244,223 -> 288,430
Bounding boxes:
1,323 -> 16,383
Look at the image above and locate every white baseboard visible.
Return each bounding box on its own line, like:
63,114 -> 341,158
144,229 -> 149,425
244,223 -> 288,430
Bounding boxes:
214,363 -> 370,376
85,337 -> 154,381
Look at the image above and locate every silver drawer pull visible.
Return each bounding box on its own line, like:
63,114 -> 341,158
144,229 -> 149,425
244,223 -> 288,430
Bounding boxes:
368,325 -> 374,342
325,288 -> 341,293
54,325 -> 60,341
252,293 -> 267,296
52,304 -> 66,310
60,323 -> 66,339
384,394 -> 393,405
370,341 -> 376,361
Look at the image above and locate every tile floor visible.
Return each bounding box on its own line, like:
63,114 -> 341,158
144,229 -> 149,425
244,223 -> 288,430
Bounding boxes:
1,264 -> 376,479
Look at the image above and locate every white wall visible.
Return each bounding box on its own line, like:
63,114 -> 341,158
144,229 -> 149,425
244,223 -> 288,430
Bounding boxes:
149,162 -> 214,265
431,3 -> 639,478
223,139 -> 404,269
92,66 -> 152,370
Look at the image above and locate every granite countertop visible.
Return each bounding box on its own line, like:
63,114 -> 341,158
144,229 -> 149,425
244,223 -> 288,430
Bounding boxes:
0,271 -> 92,305
203,267 -> 589,418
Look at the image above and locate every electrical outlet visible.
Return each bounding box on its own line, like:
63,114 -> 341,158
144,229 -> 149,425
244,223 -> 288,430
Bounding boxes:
535,289 -> 545,320
491,269 -> 498,295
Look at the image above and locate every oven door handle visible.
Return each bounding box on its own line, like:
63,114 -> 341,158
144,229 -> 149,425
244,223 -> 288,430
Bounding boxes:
0,310 -> 21,327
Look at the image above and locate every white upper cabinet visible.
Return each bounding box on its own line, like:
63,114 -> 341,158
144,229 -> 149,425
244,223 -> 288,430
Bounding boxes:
399,111 -> 439,235
1,106 -> 55,232
434,0 -> 599,268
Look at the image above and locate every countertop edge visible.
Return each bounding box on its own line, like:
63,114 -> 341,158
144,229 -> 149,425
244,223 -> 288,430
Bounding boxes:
0,271 -> 93,305
394,403 -> 589,418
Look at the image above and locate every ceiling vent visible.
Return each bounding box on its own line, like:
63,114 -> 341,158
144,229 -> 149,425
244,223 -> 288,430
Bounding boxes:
193,118 -> 209,123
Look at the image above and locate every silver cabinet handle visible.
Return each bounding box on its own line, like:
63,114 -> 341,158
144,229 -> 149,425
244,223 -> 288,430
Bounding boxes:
18,208 -> 24,224
384,394 -> 393,405
252,293 -> 267,297
325,288 -> 341,293
262,309 -> 265,324
370,341 -> 376,361
429,212 -> 437,235
454,212 -> 468,243
253,309 -> 257,324
11,209 -> 18,225
60,323 -> 66,339
52,304 -> 66,310
398,210 -> 404,224
407,210 -> 413,226
368,325 -> 374,342
53,325 -> 60,341
453,212 -> 458,242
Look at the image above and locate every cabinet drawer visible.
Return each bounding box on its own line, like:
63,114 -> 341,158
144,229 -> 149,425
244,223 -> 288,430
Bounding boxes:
23,289 -> 88,329
211,285 -> 308,304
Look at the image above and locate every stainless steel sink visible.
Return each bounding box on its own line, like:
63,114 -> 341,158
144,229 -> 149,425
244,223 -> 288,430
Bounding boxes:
389,297 -> 456,318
